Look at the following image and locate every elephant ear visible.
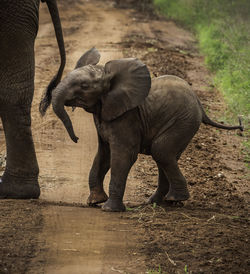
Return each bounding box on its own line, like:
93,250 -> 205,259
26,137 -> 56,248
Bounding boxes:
75,47 -> 101,69
101,58 -> 151,121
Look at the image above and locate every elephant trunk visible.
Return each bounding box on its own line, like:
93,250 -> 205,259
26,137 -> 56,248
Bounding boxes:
52,88 -> 79,143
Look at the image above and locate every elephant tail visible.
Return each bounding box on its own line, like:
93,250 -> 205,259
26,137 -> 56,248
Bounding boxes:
198,99 -> 244,131
39,0 -> 66,116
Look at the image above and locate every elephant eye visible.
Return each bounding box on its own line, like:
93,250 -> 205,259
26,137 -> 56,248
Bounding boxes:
81,82 -> 89,89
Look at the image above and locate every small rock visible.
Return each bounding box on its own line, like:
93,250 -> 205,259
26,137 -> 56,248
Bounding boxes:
217,172 -> 224,178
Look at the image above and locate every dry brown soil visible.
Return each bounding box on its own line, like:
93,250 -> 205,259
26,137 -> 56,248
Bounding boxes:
0,0 -> 249,273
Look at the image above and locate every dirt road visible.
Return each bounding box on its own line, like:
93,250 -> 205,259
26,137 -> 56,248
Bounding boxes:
0,0 -> 249,273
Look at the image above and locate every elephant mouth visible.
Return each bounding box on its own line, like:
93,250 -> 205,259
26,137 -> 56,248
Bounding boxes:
65,98 -> 97,113
65,98 -> 87,109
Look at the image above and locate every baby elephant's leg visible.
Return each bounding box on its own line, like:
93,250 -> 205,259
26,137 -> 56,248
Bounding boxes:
148,163 -> 170,204
102,146 -> 138,212
152,135 -> 191,202
163,160 -> 189,201
87,141 -> 110,206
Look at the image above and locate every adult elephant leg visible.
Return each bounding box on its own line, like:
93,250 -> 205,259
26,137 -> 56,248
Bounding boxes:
0,104 -> 39,198
87,137 -> 110,206
148,163 -> 170,204
102,146 -> 138,212
0,0 -> 41,199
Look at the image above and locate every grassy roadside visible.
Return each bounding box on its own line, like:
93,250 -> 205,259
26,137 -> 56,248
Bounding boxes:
153,0 -> 250,163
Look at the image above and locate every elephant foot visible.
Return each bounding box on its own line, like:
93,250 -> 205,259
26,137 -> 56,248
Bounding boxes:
165,188 -> 190,201
148,191 -> 165,205
102,198 -> 126,212
87,188 -> 108,206
0,172 -> 40,199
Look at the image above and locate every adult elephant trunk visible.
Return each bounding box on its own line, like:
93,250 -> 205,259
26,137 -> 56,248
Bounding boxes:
39,0 -> 66,115
52,87 -> 79,143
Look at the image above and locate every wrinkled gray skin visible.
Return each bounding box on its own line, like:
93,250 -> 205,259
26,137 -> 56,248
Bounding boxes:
49,48 -> 243,212
0,0 -> 65,198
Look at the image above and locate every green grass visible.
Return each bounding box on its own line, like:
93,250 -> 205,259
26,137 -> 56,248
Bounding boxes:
147,265 -> 163,273
153,0 -> 250,117
154,0 -> 250,159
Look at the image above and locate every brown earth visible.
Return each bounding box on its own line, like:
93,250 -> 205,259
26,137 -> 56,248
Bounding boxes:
0,0 -> 249,273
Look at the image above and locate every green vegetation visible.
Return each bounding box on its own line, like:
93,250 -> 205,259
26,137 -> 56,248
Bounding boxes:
147,265 -> 163,273
184,264 -> 190,273
154,0 -> 250,123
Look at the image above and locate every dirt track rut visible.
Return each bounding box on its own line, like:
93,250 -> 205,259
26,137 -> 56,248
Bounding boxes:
28,207 -> 144,274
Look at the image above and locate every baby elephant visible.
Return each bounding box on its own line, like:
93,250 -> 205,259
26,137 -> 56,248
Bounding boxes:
48,48 -> 243,212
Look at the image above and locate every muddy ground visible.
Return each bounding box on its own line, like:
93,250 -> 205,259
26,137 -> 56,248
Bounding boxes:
0,0 -> 249,273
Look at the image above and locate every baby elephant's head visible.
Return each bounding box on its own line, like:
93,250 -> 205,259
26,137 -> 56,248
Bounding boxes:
53,65 -> 108,112
51,48 -> 151,143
